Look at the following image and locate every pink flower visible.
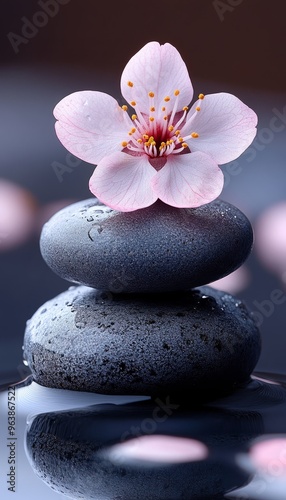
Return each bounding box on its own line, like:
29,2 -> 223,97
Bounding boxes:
54,42 -> 257,212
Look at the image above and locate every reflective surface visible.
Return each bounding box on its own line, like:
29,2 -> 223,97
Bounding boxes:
1,373 -> 286,499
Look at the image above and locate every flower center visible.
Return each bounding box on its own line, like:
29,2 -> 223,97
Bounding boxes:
121,85 -> 203,159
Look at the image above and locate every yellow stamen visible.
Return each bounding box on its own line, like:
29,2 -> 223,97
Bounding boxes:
130,101 -> 136,106
132,114 -> 137,121
164,96 -> 170,102
174,89 -> 180,96
198,93 -> 205,100
121,141 -> 128,147
148,91 -> 155,98
183,106 -> 188,111
163,115 -> 168,120
137,138 -> 143,143
131,127 -> 136,133
168,125 -> 174,132
178,137 -> 184,142
196,106 -> 201,112
145,135 -> 155,147
127,81 -> 134,87
162,106 -> 166,111
149,116 -> 155,122
150,106 -> 155,112
143,134 -> 149,140
191,132 -> 199,138
159,141 -> 166,150
175,130 -> 180,136
182,142 -> 188,148
121,105 -> 128,111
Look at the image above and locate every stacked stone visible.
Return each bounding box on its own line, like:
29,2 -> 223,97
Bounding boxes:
23,198 -> 261,400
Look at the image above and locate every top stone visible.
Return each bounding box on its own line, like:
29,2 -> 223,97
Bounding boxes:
40,198 -> 253,293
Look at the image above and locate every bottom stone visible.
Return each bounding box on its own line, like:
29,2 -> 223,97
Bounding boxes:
23,285 -> 261,400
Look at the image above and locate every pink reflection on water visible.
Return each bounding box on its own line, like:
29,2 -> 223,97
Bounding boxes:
250,437 -> 286,477
255,202 -> 286,279
0,179 -> 36,251
108,435 -> 208,464
209,265 -> 250,294
252,374 -> 280,385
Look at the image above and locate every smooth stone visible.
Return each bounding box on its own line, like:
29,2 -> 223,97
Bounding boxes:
23,285 -> 261,400
39,198 -> 253,293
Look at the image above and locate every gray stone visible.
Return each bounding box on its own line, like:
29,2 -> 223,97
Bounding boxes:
39,198 -> 253,293
23,285 -> 261,399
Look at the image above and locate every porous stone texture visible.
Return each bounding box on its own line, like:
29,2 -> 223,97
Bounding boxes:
23,285 -> 261,399
39,198 -> 253,293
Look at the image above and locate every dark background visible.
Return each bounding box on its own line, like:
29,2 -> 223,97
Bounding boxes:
1,0 -> 286,385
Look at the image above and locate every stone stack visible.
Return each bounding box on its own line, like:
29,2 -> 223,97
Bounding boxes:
23,198 -> 261,400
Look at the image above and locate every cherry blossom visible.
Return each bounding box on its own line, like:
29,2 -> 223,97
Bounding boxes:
54,42 -> 257,212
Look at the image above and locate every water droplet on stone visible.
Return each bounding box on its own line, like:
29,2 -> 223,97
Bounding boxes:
75,321 -> 87,329
88,225 -> 103,240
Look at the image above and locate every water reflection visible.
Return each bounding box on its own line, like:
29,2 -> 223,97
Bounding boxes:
1,375 -> 285,499
107,435 -> 209,464
25,401 -> 254,499
24,377 -> 286,500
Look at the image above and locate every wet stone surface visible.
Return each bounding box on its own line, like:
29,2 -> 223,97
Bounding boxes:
39,198 -> 253,293
23,285 -> 261,399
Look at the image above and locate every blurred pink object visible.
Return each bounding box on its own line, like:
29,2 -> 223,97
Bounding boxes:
0,179 -> 36,251
107,435 -> 208,464
209,265 -> 250,294
249,437 -> 286,477
255,202 -> 286,279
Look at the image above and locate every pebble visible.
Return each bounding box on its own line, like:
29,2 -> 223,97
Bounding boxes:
23,285 -> 261,399
39,198 -> 253,292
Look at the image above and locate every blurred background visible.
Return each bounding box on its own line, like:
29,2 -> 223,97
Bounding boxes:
0,0 -> 286,386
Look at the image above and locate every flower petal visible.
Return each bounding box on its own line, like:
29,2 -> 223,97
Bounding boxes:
181,93 -> 258,164
152,152 -> 224,208
54,91 -> 129,164
89,152 -> 158,212
121,42 -> 193,114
